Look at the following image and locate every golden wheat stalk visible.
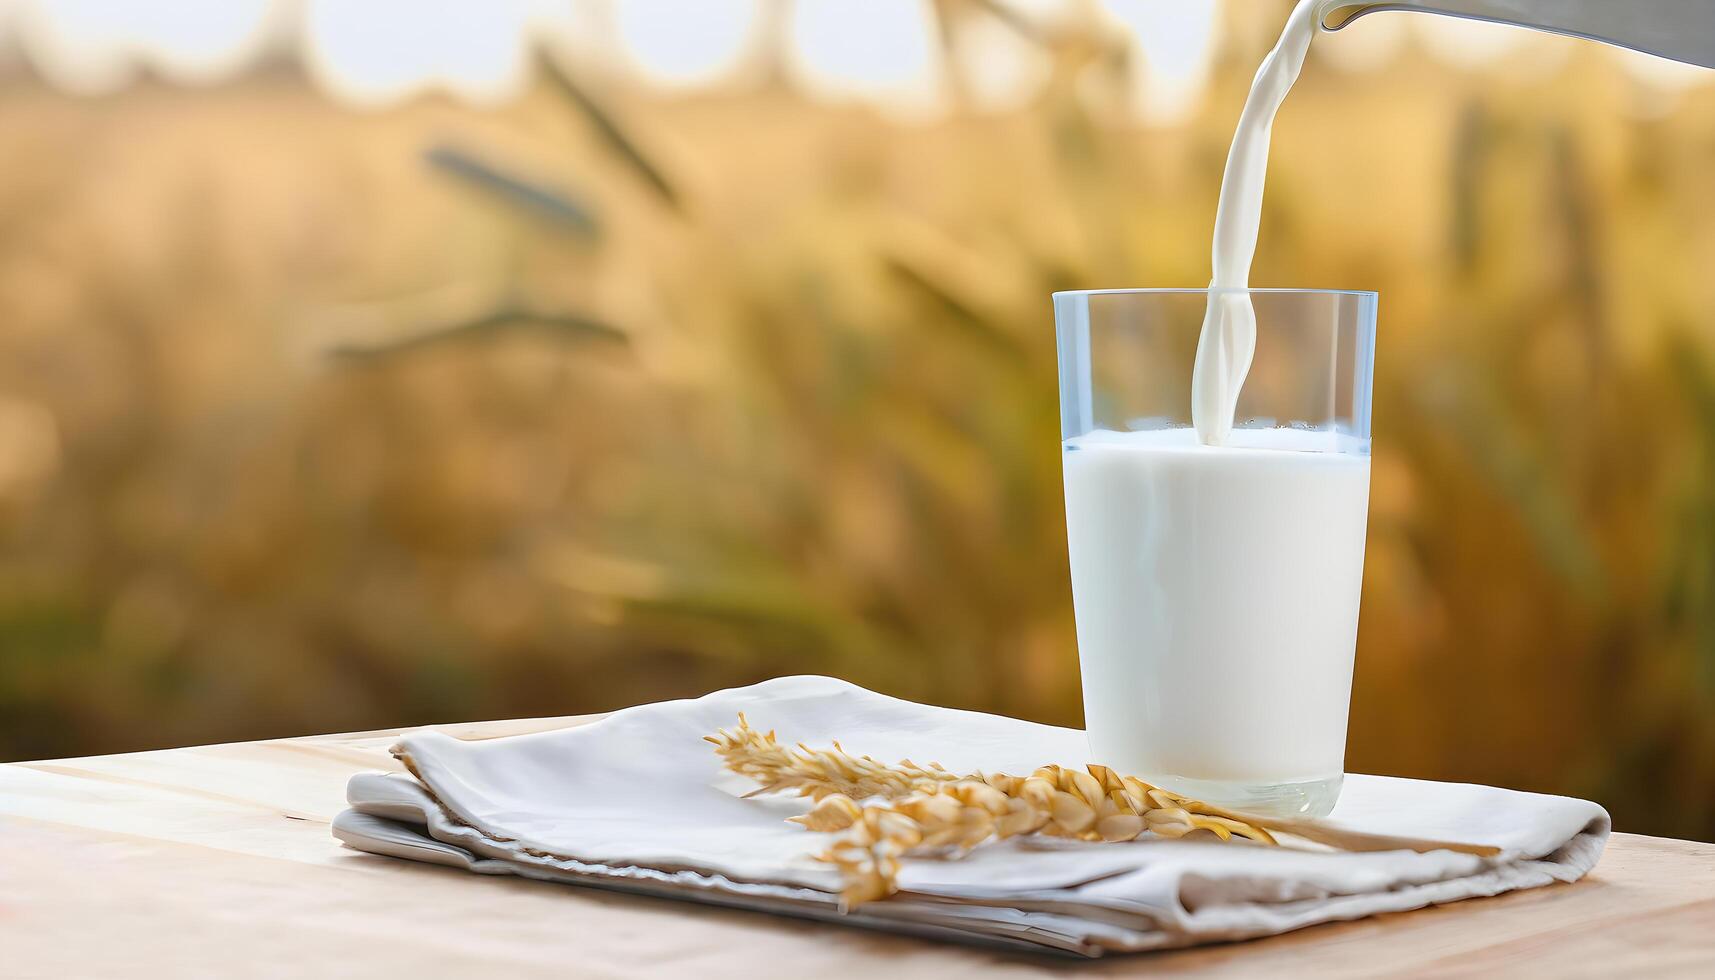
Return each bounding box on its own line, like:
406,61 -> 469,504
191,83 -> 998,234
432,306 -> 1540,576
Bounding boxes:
706,713 -> 962,802
706,713 -> 1280,904
707,714 -> 1502,906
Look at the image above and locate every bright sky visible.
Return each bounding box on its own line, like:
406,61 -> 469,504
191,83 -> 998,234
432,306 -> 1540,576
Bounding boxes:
0,0 -> 1705,118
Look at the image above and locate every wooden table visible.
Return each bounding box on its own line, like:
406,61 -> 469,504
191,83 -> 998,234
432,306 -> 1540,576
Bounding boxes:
4,715 -> 1713,978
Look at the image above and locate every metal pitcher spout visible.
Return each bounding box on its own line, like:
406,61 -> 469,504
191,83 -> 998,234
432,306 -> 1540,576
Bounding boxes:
1314,1 -> 1715,69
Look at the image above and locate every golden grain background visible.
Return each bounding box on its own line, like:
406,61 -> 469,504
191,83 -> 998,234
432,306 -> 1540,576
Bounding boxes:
1,1 -> 1713,841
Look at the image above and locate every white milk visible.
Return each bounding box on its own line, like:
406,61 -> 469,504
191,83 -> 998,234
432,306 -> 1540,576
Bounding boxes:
1192,0 -> 1317,446
1064,428 -> 1369,814
1062,3 -> 1370,815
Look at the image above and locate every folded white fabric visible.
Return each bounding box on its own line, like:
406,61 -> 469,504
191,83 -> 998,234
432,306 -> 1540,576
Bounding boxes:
333,675 -> 1609,957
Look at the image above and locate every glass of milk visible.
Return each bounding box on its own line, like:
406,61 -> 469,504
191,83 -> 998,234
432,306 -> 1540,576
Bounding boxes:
1054,287 -> 1376,818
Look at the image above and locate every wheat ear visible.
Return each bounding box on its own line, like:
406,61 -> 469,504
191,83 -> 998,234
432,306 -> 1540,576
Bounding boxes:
706,713 -> 1277,905
705,712 -> 961,801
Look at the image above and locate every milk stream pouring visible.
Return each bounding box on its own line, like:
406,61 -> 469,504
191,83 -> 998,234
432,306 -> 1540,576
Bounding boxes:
1190,0 -> 1317,446
1194,0 -> 1715,448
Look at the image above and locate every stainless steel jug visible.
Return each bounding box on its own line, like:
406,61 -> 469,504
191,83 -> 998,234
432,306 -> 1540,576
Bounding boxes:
1315,1 -> 1715,69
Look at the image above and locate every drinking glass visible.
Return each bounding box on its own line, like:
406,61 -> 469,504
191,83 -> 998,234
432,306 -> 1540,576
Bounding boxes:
1054,287 -> 1377,818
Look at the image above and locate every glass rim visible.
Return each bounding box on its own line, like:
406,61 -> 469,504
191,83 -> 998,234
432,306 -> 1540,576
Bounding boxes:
1052,287 -> 1378,300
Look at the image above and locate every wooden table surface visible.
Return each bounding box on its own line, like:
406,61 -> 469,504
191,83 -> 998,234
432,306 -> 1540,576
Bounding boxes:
3,714 -> 1714,978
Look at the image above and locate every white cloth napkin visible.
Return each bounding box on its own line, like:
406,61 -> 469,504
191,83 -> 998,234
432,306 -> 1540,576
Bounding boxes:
332,675 -> 1610,957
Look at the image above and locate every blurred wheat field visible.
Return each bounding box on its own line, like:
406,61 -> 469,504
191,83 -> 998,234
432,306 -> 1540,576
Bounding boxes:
2,3 -> 1715,841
